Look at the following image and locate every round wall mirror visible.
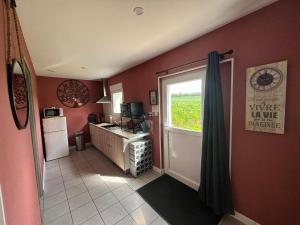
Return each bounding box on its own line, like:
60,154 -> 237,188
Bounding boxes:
8,59 -> 29,129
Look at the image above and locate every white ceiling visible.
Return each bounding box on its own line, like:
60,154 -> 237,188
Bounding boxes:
17,0 -> 276,80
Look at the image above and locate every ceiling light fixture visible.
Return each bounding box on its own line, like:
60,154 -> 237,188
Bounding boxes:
133,7 -> 144,16
47,69 -> 56,72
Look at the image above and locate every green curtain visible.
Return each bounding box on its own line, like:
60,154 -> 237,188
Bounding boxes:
198,51 -> 234,215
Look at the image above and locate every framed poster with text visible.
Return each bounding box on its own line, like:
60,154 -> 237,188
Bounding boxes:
245,60 -> 287,134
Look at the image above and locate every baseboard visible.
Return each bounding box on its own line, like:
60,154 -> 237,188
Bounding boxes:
233,211 -> 260,225
165,170 -> 199,191
152,166 -> 164,174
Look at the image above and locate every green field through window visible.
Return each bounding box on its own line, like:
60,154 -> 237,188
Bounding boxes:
171,94 -> 202,131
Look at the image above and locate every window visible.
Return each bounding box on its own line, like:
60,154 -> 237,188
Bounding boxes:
167,79 -> 203,132
112,91 -> 123,114
110,83 -> 123,114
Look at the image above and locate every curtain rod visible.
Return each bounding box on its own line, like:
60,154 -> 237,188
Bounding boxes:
156,49 -> 234,75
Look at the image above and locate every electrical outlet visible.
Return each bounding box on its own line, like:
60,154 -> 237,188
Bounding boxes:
0,185 -> 6,225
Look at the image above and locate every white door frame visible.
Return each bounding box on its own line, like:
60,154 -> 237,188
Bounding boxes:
161,68 -> 205,189
158,58 -> 234,180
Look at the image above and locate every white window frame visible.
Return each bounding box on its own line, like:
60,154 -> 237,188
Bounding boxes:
110,83 -> 123,115
162,68 -> 206,134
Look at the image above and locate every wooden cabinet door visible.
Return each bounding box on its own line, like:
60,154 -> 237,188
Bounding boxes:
102,131 -> 109,157
114,137 -> 125,170
89,125 -> 96,146
98,128 -> 103,151
89,127 -> 128,172
95,127 -> 101,151
93,127 -> 98,149
108,133 -> 115,163
96,128 -> 101,150
107,132 -> 114,159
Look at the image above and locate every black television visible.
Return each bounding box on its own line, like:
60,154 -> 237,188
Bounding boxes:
121,102 -> 144,117
129,102 -> 144,116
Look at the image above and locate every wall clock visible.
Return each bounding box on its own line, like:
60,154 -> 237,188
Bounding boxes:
57,80 -> 89,108
250,68 -> 283,92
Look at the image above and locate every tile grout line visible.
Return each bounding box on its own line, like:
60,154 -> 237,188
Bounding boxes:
66,156 -> 93,225
126,202 -> 147,225
44,175 -> 63,184
43,190 -> 67,212
71,152 -> 106,225
86,147 -> 160,225
45,148 -> 162,225
43,167 -> 69,224
82,149 -> 131,225
58,158 -> 75,225
43,163 -> 67,225
44,212 -> 71,225
84,152 -> 117,224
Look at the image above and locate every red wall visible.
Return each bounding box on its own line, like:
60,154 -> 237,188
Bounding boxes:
37,77 -> 103,146
108,1 -> 300,225
0,1 -> 43,225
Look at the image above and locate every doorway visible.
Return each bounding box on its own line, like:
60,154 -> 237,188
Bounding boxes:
160,60 -> 233,190
23,59 -> 44,218
161,68 -> 205,190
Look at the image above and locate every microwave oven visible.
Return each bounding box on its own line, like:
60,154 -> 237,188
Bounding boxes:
121,102 -> 144,117
43,107 -> 63,118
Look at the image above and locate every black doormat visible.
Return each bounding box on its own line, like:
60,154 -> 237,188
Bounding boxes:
137,175 -> 222,225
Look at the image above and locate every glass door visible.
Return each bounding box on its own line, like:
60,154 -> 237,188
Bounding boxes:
161,68 -> 205,190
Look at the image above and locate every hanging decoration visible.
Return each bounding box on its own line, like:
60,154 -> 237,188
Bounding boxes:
245,60 -> 287,134
149,90 -> 158,105
13,73 -> 27,109
57,79 -> 90,108
6,0 -> 30,129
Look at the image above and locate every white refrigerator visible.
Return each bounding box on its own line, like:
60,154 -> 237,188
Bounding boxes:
43,116 -> 69,161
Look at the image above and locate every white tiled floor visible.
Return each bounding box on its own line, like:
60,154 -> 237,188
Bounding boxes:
43,147 -> 165,225
42,147 -> 240,225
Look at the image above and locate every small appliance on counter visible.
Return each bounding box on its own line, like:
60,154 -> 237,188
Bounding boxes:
88,113 -> 97,124
43,107 -> 63,118
121,102 -> 144,117
120,102 -> 145,133
100,113 -> 105,123
42,116 -> 69,161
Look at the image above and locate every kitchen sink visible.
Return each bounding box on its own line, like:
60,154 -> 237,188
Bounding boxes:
102,124 -> 120,130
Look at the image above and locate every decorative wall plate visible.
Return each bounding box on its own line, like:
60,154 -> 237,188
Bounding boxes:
57,80 -> 89,108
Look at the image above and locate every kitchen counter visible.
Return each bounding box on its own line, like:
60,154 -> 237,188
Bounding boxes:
89,123 -> 150,172
89,123 -> 150,140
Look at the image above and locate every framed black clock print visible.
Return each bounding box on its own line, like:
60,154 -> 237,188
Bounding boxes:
245,61 -> 287,134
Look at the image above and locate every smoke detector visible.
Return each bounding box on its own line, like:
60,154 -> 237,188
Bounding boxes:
133,7 -> 144,15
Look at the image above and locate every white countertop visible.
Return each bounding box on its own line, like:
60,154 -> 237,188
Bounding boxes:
89,123 -> 150,140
